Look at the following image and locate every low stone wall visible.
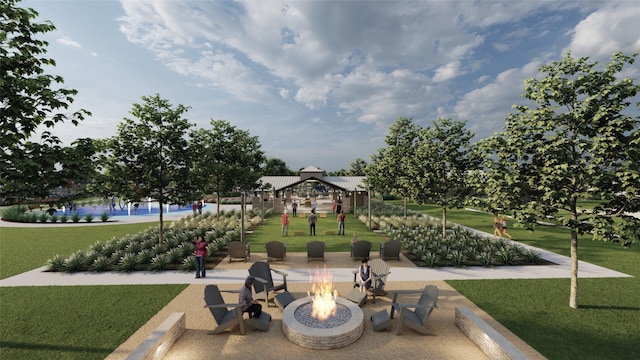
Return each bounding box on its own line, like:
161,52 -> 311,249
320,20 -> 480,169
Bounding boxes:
125,312 -> 185,360
455,307 -> 530,360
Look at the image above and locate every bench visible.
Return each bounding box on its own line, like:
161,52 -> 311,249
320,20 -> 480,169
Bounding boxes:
324,230 -> 336,235
28,204 -> 42,211
455,307 -> 530,360
319,213 -> 328,218
126,312 -> 185,360
298,214 -> 306,218
294,231 -> 305,236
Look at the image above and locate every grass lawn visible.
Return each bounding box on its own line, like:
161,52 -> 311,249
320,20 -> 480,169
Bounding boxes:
392,201 -> 640,360
0,222 -> 185,360
246,213 -> 379,252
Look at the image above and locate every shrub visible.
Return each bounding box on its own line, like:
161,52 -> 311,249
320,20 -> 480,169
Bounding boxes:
118,253 -> 138,272
47,254 -> 66,272
100,211 -> 110,222
50,214 -> 59,223
91,256 -> 111,272
525,249 -> 542,263
38,212 -> 49,223
64,251 -> 86,272
182,256 -> 196,271
150,254 -> 170,271
71,212 -> 81,223
60,214 -> 69,223
84,214 -> 94,223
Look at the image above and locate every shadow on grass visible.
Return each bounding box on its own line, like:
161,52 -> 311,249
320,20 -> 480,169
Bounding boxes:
1,341 -> 110,354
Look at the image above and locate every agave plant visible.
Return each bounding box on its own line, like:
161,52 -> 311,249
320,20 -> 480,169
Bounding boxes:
136,249 -> 153,265
524,249 -> 542,263
64,251 -> 86,272
167,248 -> 183,264
182,256 -> 196,271
47,254 -> 66,272
91,256 -> 111,272
448,249 -> 468,267
421,252 -> 440,268
118,253 -> 138,272
477,251 -> 494,267
150,254 -> 170,271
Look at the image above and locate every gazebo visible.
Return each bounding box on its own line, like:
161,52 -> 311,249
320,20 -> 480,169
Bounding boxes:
255,166 -> 368,215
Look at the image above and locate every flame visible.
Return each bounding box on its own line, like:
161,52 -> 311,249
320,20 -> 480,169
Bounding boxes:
308,265 -> 338,321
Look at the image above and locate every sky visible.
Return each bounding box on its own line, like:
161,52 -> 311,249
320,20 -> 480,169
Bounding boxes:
22,0 -> 640,172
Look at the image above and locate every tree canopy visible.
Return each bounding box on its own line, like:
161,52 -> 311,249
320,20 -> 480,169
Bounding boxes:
1,0 -> 90,203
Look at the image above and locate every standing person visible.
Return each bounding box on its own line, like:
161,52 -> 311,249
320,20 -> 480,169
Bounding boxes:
110,196 -> 116,214
356,257 -> 372,293
308,210 -> 317,236
194,236 -> 207,278
197,200 -> 203,214
336,198 -> 342,214
351,232 -> 359,245
332,199 -> 337,216
192,201 -> 198,215
240,276 -> 262,318
281,210 -> 290,236
499,215 -> 512,239
311,198 -> 317,212
337,210 -> 346,235
291,200 -> 298,217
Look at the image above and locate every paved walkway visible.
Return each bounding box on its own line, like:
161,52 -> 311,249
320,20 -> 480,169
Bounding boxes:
1,205 -> 631,359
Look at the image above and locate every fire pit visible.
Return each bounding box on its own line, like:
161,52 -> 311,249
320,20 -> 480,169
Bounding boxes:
281,267 -> 364,349
282,297 -> 363,349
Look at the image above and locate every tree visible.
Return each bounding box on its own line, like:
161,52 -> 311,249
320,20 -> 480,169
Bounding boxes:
263,158 -> 294,175
482,52 -> 640,309
102,94 -> 196,243
349,158 -> 368,176
191,120 -> 265,216
365,117 -> 420,216
1,0 -> 90,202
409,118 -> 482,236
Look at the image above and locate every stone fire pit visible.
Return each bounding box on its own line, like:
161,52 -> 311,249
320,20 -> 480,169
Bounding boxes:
282,296 -> 364,349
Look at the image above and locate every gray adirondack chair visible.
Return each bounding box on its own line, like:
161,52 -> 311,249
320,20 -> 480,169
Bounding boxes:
248,261 -> 288,308
390,285 -> 439,335
265,241 -> 286,262
351,240 -> 371,261
204,284 -> 246,335
227,241 -> 250,262
380,239 -> 402,261
352,258 -> 391,303
306,240 -> 325,262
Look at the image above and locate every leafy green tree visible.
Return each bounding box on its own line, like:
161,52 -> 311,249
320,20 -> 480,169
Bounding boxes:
1,0 -> 90,203
410,118 -> 482,236
365,117 -> 420,216
263,158 -> 295,175
482,52 -> 640,308
102,94 -> 196,243
191,120 -> 265,215
349,158 -> 368,176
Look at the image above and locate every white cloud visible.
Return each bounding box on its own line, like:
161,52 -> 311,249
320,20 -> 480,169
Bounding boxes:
57,36 -> 81,49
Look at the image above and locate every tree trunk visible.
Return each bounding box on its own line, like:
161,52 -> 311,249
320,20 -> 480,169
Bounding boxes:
570,228 -> 579,309
216,193 -> 221,219
240,192 -> 245,243
403,197 -> 407,218
442,207 -> 447,238
158,200 -> 164,244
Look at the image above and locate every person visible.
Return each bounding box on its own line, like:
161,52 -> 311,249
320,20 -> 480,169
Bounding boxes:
194,236 -> 207,278
308,210 -> 317,236
351,232 -> 359,245
239,276 -> 261,318
332,199 -> 337,216
191,201 -> 198,215
493,211 -> 512,239
336,198 -> 342,214
281,210 -> 290,236
357,257 -> 372,293
337,209 -> 345,235
311,198 -> 317,212
110,196 -> 116,214
197,200 -> 203,215
291,200 -> 298,217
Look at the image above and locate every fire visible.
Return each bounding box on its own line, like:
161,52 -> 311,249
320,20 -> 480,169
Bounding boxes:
308,265 -> 338,321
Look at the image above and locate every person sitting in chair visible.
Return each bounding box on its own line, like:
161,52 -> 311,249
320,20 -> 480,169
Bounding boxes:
239,276 -> 261,318
357,257 -> 372,293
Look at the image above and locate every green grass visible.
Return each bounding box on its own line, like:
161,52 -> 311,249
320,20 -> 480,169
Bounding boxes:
0,285 -> 186,360
247,213 -> 379,252
391,201 -> 640,360
0,223 -> 156,279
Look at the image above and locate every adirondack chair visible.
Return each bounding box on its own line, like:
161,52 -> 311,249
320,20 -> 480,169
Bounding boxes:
380,239 -> 402,261
248,262 -> 288,308
351,240 -> 371,261
203,284 -> 246,335
306,240 -> 325,262
352,258 -> 390,303
227,241 -> 250,263
265,241 -> 286,262
390,285 -> 439,335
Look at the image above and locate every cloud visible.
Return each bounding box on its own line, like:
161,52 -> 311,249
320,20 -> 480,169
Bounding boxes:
57,36 -> 81,49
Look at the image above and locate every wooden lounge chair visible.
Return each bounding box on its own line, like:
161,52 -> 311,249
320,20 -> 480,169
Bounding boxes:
380,239 -> 402,261
390,285 -> 438,335
351,240 -> 371,261
265,241 -> 286,262
306,240 -> 325,262
352,258 -> 390,303
203,284 -> 246,335
227,241 -> 250,263
248,262 -> 288,308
